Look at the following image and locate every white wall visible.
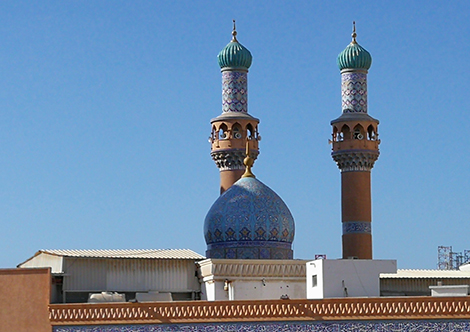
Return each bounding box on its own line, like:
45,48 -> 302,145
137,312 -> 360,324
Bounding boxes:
200,280 -> 229,301
202,279 -> 305,301
198,259 -> 308,301
19,253 -> 63,273
430,285 -> 469,297
307,259 -> 397,299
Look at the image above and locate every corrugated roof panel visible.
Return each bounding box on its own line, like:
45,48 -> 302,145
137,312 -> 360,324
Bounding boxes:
40,249 -> 205,260
381,269 -> 470,279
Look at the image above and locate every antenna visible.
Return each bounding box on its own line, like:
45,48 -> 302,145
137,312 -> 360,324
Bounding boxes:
438,246 -> 470,270
437,246 -> 452,270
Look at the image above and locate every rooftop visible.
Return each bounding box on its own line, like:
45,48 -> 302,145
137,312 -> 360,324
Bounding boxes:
24,249 -> 205,262
381,269 -> 470,279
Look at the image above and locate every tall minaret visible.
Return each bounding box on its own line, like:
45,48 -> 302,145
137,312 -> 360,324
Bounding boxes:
210,21 -> 260,194
331,23 -> 380,259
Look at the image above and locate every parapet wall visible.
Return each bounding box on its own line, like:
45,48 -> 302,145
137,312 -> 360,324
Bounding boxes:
50,296 -> 470,326
0,268 -> 51,332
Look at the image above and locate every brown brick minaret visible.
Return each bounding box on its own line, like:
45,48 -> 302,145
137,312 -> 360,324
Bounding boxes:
331,23 -> 380,259
210,21 -> 260,194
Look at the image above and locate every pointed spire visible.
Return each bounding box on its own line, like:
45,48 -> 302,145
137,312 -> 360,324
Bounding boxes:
351,21 -> 357,44
231,19 -> 238,42
242,140 -> 255,178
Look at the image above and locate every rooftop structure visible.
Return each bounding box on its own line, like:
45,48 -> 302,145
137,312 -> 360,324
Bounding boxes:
19,249 -> 205,303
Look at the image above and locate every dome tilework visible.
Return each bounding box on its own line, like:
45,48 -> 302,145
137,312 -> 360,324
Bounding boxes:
218,41 -> 252,69
337,42 -> 372,71
204,177 -> 294,259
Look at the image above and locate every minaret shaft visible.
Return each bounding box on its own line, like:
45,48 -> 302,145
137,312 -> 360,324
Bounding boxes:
220,169 -> 245,193
341,71 -> 368,113
222,70 -> 248,113
341,171 -> 372,259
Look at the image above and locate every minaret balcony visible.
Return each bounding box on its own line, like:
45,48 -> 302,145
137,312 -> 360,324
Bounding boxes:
332,138 -> 380,152
212,138 -> 259,151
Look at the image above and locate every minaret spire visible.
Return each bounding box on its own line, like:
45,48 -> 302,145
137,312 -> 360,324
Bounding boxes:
351,21 -> 357,44
231,19 -> 238,42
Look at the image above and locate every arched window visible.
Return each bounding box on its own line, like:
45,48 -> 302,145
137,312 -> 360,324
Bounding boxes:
232,123 -> 242,139
211,126 -> 217,141
219,124 -> 228,140
367,125 -> 376,140
333,126 -> 340,142
246,124 -> 254,140
340,124 -> 350,140
353,124 -> 365,140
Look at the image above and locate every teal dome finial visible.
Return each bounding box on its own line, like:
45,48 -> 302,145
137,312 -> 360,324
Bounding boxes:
337,22 -> 372,71
217,20 -> 253,70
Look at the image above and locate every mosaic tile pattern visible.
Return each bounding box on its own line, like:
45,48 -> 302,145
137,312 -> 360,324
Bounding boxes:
54,319 -> 470,332
343,221 -> 372,234
222,71 -> 248,113
341,72 -> 367,113
204,177 -> 294,259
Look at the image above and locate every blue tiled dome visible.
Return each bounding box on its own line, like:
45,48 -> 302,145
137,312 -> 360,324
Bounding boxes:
217,39 -> 252,69
204,177 -> 295,259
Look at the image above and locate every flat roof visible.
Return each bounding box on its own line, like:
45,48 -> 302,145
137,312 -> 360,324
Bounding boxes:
381,269 -> 470,279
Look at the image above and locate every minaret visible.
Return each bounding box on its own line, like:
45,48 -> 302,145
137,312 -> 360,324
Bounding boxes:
331,23 -> 380,259
210,21 -> 260,194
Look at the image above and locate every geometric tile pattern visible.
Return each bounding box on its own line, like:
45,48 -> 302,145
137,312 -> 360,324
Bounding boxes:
54,320 -> 470,332
204,177 -> 295,259
222,71 -> 248,113
343,221 -> 372,234
341,72 -> 367,114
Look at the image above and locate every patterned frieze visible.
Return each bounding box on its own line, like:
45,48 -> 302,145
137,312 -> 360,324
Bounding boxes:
206,246 -> 293,260
343,221 -> 372,235
222,71 -> 248,113
198,258 -> 306,279
53,320 -> 470,332
332,149 -> 379,172
341,72 -> 367,114
211,149 -> 258,171
50,297 -> 470,329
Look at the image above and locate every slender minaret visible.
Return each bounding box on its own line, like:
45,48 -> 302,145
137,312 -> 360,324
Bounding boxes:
331,23 -> 380,259
210,21 -> 260,194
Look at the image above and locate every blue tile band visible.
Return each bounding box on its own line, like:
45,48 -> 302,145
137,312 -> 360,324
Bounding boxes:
343,221 -> 371,234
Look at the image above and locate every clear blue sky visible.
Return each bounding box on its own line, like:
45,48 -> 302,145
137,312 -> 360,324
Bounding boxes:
1,1 -> 468,269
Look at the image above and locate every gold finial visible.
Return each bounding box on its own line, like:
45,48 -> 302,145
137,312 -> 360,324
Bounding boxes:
351,21 -> 357,44
242,140 -> 255,178
231,19 -> 238,42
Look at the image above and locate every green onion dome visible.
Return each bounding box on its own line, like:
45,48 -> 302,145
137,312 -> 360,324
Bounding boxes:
337,24 -> 372,71
217,23 -> 252,70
